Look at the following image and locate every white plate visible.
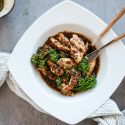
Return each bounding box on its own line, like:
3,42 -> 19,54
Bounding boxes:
8,0 -> 125,124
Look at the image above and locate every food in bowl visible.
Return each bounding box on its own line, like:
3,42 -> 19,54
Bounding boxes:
31,31 -> 99,96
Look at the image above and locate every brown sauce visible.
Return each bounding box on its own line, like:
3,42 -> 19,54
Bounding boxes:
32,31 -> 100,96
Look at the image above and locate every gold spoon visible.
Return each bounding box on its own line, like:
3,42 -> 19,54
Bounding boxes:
86,32 -> 125,61
92,7 -> 125,46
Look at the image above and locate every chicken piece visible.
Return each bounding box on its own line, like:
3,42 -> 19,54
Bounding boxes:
65,68 -> 77,75
62,77 -> 69,84
43,44 -> 52,49
70,47 -> 83,64
70,44 -> 88,64
70,34 -> 88,63
49,37 -> 70,53
59,83 -> 74,96
86,59 -> 96,77
37,68 -> 56,80
57,33 -> 71,48
57,58 -> 75,69
70,34 -> 86,51
47,60 -> 64,76
62,71 -> 81,92
37,68 -> 47,76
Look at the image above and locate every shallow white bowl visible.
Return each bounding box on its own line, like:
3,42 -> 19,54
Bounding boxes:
8,0 -> 125,124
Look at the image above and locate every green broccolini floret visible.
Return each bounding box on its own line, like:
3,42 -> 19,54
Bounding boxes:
31,54 -> 46,68
77,58 -> 89,76
38,48 -> 53,59
31,48 -> 53,68
38,60 -> 46,68
31,54 -> 39,64
55,77 -> 62,86
31,49 -> 59,68
49,50 -> 59,62
73,75 -> 96,92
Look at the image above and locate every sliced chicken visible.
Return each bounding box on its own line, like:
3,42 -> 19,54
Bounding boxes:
70,34 -> 88,63
62,71 -> 81,92
70,47 -> 83,64
57,33 -> 71,48
57,58 -> 75,69
70,34 -> 86,51
86,59 -> 96,77
47,60 -> 64,76
49,37 -> 70,53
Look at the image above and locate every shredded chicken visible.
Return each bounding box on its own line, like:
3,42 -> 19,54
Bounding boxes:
62,72 -> 81,92
57,58 -> 75,69
70,34 -> 88,63
47,60 -> 64,76
49,37 -> 70,53
86,59 -> 96,77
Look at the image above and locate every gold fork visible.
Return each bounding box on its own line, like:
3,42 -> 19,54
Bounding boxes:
87,32 -> 125,61
92,7 -> 125,45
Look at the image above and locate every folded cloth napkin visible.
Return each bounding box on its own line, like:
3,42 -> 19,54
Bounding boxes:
0,53 -> 125,125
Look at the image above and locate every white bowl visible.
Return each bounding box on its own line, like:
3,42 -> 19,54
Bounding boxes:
8,0 -> 125,124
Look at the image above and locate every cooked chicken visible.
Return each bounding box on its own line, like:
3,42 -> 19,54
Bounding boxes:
61,88 -> 74,96
49,37 -> 70,52
37,68 -> 47,76
37,68 -> 56,80
70,47 -> 83,64
70,34 -> 88,63
47,60 -> 64,76
62,77 -> 69,84
86,59 -> 96,77
57,33 -> 71,48
62,71 -> 81,92
70,34 -> 86,51
43,44 -> 52,49
57,58 -> 75,69
50,34 -> 88,63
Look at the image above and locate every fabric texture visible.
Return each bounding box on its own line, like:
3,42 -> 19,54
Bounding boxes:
0,52 -> 125,125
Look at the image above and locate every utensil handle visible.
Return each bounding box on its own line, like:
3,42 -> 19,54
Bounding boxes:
92,7 -> 125,45
100,32 -> 125,50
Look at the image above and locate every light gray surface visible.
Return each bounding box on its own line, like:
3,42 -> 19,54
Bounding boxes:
0,0 -> 125,125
